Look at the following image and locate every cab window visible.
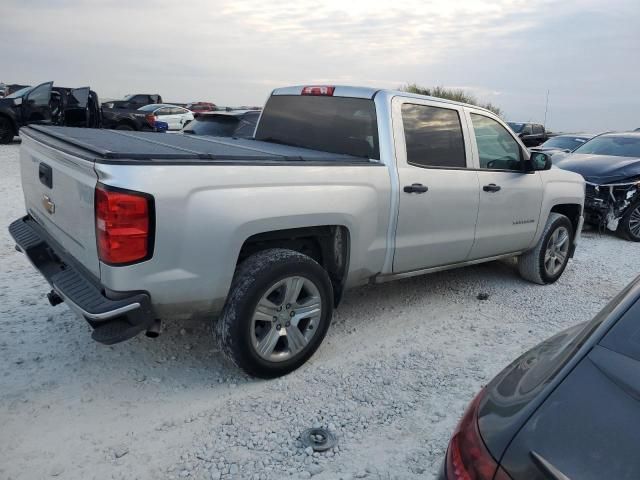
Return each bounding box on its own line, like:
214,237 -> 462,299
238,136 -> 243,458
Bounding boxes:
401,103 -> 466,168
470,114 -> 522,171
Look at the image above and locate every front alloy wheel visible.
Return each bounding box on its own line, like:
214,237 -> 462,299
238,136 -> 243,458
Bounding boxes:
543,226 -> 570,277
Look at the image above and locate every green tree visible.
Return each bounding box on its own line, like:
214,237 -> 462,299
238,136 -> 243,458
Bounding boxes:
400,83 -> 503,117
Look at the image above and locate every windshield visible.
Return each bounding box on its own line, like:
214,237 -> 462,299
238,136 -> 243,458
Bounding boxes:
5,86 -> 32,99
540,136 -> 589,151
573,135 -> 640,158
255,95 -> 379,159
508,122 -> 524,133
183,116 -> 239,136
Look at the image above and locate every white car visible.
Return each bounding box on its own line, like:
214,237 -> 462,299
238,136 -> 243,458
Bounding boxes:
137,104 -> 194,131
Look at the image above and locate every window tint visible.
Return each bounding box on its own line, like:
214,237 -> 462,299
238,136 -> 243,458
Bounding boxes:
170,107 -> 186,115
26,83 -> 51,107
155,107 -> 171,116
471,114 -> 522,171
522,124 -> 533,135
255,95 -> 379,159
533,124 -> 544,134
183,116 -> 239,136
401,104 -> 466,168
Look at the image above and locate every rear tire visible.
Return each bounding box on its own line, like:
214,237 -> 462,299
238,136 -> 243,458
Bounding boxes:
215,248 -> 333,378
0,117 -> 14,144
518,213 -> 573,284
617,199 -> 640,242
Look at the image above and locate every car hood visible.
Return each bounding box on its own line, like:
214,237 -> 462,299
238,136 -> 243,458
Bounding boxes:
555,153 -> 640,184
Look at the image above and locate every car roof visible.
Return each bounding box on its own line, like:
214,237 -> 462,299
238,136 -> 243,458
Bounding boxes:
599,131 -> 640,138
271,85 -> 496,114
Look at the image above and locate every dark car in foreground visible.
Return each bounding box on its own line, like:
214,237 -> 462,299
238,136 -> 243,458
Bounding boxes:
441,275 -> 640,480
530,133 -> 594,157
181,110 -> 260,138
555,132 -> 640,241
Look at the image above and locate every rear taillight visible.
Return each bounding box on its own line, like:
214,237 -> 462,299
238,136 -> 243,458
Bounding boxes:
301,85 -> 335,96
145,113 -> 156,127
95,185 -> 153,265
445,389 -> 511,480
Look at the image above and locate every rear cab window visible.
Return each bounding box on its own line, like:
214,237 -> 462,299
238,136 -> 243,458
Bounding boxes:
255,95 -> 379,159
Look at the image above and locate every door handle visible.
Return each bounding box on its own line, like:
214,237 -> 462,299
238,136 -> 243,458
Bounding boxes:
483,183 -> 501,192
403,183 -> 428,194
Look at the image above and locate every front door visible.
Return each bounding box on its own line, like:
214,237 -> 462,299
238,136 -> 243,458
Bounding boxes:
22,82 -> 53,124
392,98 -> 480,273
64,87 -> 90,126
465,110 -> 543,259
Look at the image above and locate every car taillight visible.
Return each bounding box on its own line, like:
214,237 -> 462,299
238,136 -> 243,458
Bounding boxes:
301,85 -> 335,96
445,389 -> 512,480
145,114 -> 156,127
95,185 -> 153,265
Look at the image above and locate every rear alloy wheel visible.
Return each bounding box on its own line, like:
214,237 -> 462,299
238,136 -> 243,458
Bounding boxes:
0,117 -> 14,144
618,200 -> 640,242
518,213 -> 573,284
215,248 -> 333,378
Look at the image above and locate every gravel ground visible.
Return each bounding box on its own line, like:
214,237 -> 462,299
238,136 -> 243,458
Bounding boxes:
0,141 -> 638,480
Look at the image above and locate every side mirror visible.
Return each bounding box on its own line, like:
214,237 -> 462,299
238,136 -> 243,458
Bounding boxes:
13,97 -> 22,106
529,152 -> 552,171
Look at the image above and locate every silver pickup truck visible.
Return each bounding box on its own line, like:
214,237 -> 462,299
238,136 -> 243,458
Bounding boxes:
9,85 -> 585,377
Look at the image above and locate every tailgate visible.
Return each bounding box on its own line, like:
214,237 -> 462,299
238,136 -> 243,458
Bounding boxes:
19,132 -> 100,277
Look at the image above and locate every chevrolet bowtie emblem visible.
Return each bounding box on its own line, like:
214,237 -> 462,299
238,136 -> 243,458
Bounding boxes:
42,194 -> 55,214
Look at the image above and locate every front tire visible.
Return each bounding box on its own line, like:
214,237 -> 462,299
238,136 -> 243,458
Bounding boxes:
518,213 -> 573,285
617,199 -> 640,242
215,248 -> 333,378
0,117 -> 14,144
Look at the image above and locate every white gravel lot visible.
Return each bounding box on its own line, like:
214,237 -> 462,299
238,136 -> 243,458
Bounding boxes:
0,141 -> 638,480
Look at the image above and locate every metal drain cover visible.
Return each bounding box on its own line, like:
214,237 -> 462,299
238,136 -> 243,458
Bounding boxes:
300,428 -> 336,452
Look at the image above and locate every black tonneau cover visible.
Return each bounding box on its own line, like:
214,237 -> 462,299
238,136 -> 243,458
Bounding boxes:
22,125 -> 371,164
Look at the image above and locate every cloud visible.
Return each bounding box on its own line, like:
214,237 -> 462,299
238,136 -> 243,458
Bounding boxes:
0,0 -> 638,130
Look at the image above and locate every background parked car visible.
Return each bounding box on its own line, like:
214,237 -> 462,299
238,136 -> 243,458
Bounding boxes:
181,110 -> 260,138
507,122 -> 548,147
102,93 -> 163,110
185,102 -> 217,113
530,133 -> 594,158
0,81 -> 101,144
555,132 -> 640,241
440,275 -> 640,480
138,104 -> 194,130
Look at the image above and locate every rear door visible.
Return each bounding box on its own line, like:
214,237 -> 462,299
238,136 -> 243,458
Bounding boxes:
22,82 -> 53,124
392,97 -> 480,272
465,109 -> 543,259
19,132 -> 100,276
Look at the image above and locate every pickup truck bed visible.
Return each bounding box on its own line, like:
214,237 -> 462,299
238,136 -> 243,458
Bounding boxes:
25,125 -> 371,163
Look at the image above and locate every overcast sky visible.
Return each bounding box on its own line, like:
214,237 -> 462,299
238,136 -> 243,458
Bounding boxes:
2,0 -> 638,131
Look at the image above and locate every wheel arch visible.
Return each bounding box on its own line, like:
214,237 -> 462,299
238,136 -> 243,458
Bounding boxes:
550,203 -> 582,236
237,225 -> 351,307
